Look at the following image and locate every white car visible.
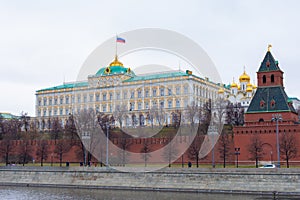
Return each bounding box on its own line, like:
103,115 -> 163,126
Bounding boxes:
259,164 -> 276,168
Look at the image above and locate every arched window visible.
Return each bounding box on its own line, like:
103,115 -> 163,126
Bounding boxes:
263,75 -> 266,84
260,100 -> 265,108
271,74 -> 274,83
270,99 -> 276,108
259,118 -> 264,122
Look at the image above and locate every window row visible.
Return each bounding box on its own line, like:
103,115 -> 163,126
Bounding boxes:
38,85 -> 219,107
37,99 -> 190,117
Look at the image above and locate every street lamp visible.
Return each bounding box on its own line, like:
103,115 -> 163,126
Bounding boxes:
270,151 -> 273,164
234,147 -> 240,168
51,153 -> 53,167
272,114 -> 282,168
105,122 -> 110,168
209,124 -> 218,168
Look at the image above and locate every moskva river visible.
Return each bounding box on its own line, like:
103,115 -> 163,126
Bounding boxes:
0,186 -> 287,200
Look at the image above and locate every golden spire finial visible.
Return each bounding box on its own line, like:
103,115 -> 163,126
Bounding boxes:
268,44 -> 272,52
109,54 -> 124,67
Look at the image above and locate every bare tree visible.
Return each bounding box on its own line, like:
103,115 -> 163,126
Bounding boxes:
47,118 -> 51,130
162,138 -> 179,167
171,110 -> 181,129
146,103 -> 165,127
140,140 -> 151,167
118,137 -> 131,166
41,118 -> 45,132
54,140 -> 71,167
155,104 -> 166,127
28,120 -> 40,140
185,101 -> 200,127
198,99 -> 212,135
51,117 -> 63,143
226,103 -> 244,126
213,97 -> 228,131
36,140 -> 49,166
0,119 -> 21,165
146,107 -> 155,129
218,130 -> 233,168
18,135 -> 33,166
20,111 -> 30,132
280,132 -> 298,168
0,135 -> 14,165
248,135 -> 264,168
64,114 -> 78,145
0,115 -> 4,139
188,136 -> 205,168
113,104 -> 127,129
75,109 -> 107,166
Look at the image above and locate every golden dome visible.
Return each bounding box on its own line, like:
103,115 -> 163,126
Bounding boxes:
218,88 -> 224,94
253,84 -> 257,89
247,82 -> 252,87
246,86 -> 253,92
230,82 -> 237,88
109,55 -> 124,67
238,85 -> 241,90
239,71 -> 250,82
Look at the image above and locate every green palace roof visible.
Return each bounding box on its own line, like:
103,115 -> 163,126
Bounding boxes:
123,71 -> 188,82
0,112 -> 19,120
95,55 -> 135,77
288,97 -> 300,101
36,82 -> 88,92
95,65 -> 135,77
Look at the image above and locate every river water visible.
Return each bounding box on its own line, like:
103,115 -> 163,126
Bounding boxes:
0,186 -> 282,200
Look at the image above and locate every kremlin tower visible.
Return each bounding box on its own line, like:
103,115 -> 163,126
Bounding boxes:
234,46 -> 300,165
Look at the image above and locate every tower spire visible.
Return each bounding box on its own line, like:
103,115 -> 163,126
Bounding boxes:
268,44 -> 272,52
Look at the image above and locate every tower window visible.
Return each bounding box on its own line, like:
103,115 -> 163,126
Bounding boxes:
270,99 -> 276,108
260,100 -> 265,108
271,74 -> 274,83
263,75 -> 266,84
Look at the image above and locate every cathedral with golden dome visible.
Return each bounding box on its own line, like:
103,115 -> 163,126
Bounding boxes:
218,69 -> 257,111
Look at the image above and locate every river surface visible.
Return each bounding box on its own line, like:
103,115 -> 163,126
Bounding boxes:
0,186 -> 290,200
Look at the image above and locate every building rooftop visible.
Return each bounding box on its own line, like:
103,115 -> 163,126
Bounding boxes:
36,81 -> 88,92
0,112 -> 19,120
247,86 -> 296,113
123,71 -> 188,82
258,50 -> 281,72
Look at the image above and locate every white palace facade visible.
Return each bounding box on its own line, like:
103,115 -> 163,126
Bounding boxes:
35,56 -> 228,129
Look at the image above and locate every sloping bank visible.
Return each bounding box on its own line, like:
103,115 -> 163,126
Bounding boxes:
0,167 -> 299,196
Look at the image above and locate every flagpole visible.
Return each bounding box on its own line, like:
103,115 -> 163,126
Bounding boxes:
115,34 -> 118,57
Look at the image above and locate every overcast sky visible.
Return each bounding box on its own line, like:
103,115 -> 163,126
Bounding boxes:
1,0 -> 300,116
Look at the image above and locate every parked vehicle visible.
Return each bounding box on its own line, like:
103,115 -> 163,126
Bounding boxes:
259,164 -> 276,168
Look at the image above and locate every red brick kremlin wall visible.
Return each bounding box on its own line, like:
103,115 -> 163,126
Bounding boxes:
234,124 -> 300,165
2,133 -> 300,166
0,136 -> 235,166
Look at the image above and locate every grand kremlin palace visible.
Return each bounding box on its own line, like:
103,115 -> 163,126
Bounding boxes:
35,56 -> 228,128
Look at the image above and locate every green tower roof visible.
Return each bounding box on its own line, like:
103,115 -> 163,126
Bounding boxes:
258,50 -> 281,72
247,86 -> 296,113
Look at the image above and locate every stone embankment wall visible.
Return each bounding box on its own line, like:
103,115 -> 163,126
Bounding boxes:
0,167 -> 299,195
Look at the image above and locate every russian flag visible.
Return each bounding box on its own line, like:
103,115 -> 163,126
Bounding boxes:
116,37 -> 126,43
